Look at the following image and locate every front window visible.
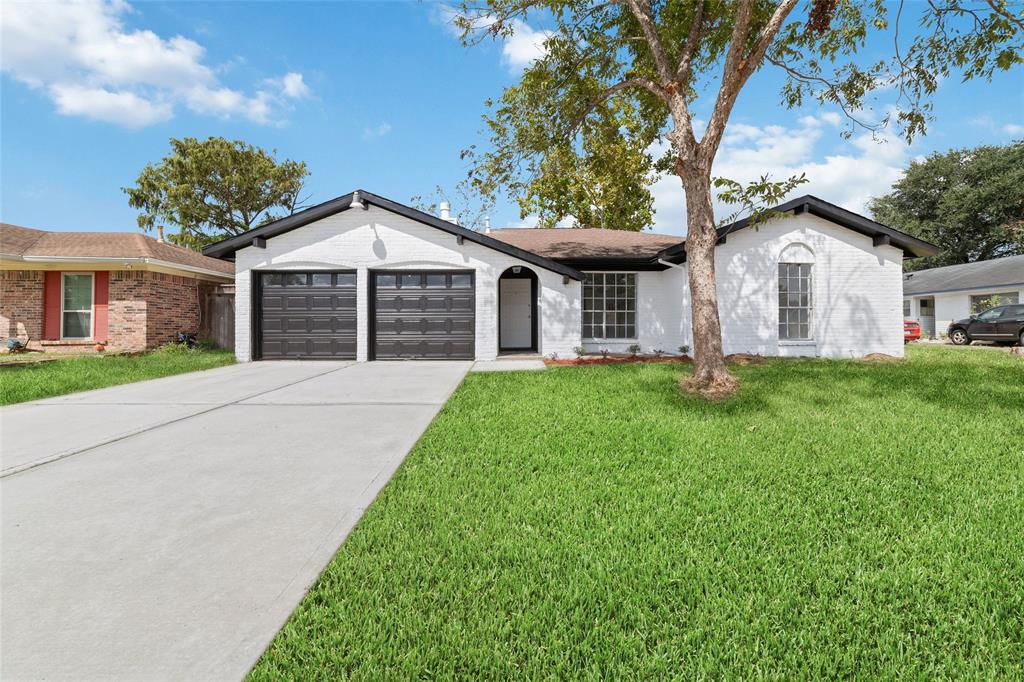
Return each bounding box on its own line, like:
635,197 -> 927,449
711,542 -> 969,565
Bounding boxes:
778,263 -> 812,341
903,299 -> 911,317
582,273 -> 636,340
970,291 -> 1019,314
62,273 -> 93,339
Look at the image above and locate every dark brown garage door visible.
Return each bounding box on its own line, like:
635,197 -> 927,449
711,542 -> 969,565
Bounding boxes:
372,271 -> 475,359
258,271 -> 357,359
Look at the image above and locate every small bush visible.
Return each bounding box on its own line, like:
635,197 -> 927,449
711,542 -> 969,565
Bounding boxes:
573,346 -> 586,358
652,348 -> 664,357
679,344 -> 691,355
627,343 -> 642,356
600,348 -> 610,359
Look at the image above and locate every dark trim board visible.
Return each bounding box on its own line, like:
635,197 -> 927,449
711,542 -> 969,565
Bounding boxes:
498,266 -> 539,352
203,189 -> 582,281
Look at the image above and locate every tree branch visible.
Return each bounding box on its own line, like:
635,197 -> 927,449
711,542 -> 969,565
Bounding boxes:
675,1 -> 706,84
619,0 -> 674,83
984,0 -> 1024,33
567,76 -> 666,133
701,0 -> 799,162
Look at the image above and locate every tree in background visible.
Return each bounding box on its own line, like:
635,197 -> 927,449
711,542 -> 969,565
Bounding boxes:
453,0 -> 1023,398
124,137 -> 309,250
870,141 -> 1024,271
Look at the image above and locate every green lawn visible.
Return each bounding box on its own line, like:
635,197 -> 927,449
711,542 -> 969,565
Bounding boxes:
0,346 -> 235,405
252,345 -> 1023,679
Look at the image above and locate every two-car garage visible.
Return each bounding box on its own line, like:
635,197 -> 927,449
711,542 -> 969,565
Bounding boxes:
255,270 -> 475,360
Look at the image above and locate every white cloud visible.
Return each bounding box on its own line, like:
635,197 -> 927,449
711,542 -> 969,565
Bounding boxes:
362,122 -> 392,140
279,72 -> 310,99
432,5 -> 550,72
500,19 -> 552,70
970,115 -> 1024,137
49,84 -> 172,127
0,0 -> 310,127
649,112 -> 911,234
1002,123 -> 1024,135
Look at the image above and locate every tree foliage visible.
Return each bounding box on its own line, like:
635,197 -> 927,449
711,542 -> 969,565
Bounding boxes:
870,141 -> 1024,271
453,0 -> 1022,397
123,137 -> 309,249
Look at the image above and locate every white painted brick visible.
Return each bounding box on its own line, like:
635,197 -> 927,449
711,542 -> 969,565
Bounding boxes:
234,205 -> 581,361
233,207 -> 904,362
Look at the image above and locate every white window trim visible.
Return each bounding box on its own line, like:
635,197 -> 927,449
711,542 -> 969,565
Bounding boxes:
582,271 -> 639,342
60,272 -> 95,340
777,262 -> 815,343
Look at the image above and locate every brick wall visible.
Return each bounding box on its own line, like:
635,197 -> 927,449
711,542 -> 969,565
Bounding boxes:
0,270 -> 44,342
108,271 -> 147,350
144,272 -> 201,346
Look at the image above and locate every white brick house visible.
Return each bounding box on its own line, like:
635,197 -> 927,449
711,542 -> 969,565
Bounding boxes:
203,190 -> 936,362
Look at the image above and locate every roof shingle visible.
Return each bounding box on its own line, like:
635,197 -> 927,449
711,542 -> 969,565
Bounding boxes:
0,223 -> 234,275
488,228 -> 683,260
903,254 -> 1024,295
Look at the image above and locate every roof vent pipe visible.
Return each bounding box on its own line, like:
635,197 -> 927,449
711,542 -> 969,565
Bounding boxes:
351,190 -> 367,210
484,216 -> 491,233
439,201 -> 452,222
156,225 -> 165,243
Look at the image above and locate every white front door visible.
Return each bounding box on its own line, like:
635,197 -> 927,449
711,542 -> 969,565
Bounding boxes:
500,278 -> 532,349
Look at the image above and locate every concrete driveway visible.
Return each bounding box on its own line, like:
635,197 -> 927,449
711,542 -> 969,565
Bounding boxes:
0,360 -> 470,681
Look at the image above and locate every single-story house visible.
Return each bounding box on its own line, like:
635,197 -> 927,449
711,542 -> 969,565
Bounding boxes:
202,190 -> 936,362
903,254 -> 1024,338
1,223 -> 234,352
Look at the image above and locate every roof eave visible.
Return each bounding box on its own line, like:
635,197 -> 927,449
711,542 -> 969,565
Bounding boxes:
202,190 -> 583,281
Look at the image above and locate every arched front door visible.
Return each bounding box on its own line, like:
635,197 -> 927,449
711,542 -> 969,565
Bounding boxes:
498,266 -> 537,352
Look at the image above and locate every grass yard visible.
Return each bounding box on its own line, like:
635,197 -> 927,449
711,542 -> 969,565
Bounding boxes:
0,346 -> 234,405
252,345 -> 1024,679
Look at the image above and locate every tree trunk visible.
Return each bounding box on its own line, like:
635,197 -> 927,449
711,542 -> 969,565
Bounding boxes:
679,171 -> 739,398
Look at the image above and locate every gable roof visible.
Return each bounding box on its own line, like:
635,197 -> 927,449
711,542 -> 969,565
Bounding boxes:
201,190 -> 584,280
656,195 -> 939,262
903,254 -> 1024,296
0,223 -> 234,276
489,228 -> 682,260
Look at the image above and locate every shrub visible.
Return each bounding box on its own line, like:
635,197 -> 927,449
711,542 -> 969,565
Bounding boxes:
600,347 -> 610,359
547,352 -> 559,360
627,343 -> 642,356
573,345 -> 586,358
652,348 -> 664,357
678,344 -> 690,355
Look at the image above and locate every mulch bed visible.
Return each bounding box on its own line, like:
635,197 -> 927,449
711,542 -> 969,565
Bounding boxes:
545,355 -> 693,366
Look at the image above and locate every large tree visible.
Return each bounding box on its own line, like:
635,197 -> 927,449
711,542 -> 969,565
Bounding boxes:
455,0 -> 1023,397
124,137 -> 309,250
870,141 -> 1024,271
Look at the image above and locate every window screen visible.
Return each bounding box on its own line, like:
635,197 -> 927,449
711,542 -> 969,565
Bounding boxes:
582,273 -> 636,339
62,273 -> 93,339
778,263 -> 812,341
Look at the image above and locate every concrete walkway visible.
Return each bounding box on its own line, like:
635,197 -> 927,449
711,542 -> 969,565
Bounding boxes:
0,360 -> 470,681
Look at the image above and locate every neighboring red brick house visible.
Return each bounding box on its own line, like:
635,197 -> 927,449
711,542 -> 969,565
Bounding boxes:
1,223 -> 233,352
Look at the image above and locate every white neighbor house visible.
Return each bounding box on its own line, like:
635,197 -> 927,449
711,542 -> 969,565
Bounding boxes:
203,190 -> 937,362
903,255 -> 1024,338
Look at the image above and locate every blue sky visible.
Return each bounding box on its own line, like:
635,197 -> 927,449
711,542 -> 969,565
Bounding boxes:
2,1 -> 1022,237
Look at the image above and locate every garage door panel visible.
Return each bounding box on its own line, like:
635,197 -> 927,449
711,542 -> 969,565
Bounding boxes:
372,271 -> 475,360
258,271 -> 356,360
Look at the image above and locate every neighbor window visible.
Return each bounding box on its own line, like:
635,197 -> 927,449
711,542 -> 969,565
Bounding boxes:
582,273 -> 636,339
62,273 -> 93,339
903,299 -> 911,317
778,263 -> 812,341
970,291 -> 1019,313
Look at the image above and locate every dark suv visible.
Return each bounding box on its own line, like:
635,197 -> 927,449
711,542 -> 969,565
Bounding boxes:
948,304 -> 1024,346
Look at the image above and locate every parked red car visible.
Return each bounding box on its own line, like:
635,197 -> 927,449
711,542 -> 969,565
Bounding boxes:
904,319 -> 921,343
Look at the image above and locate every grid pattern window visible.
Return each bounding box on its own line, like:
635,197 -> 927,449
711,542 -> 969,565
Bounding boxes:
778,263 -> 812,341
970,291 -> 1019,313
582,273 -> 636,340
62,273 -> 93,339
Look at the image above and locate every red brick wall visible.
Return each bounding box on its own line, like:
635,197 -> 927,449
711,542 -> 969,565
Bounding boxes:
143,272 -> 201,347
3,269 -> 207,352
0,270 -> 44,342
108,271 -> 148,350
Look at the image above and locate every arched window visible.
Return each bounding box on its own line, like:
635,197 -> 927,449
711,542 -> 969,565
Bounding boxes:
778,243 -> 814,341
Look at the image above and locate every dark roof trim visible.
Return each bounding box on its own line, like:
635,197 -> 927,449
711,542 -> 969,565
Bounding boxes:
655,195 -> 940,263
556,257 -> 670,272
202,190 -> 583,280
